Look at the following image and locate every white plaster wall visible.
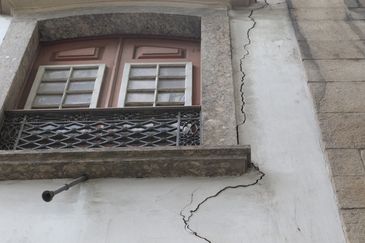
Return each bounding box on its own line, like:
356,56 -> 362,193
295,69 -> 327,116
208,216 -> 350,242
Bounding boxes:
0,1 -> 347,243
0,15 -> 11,45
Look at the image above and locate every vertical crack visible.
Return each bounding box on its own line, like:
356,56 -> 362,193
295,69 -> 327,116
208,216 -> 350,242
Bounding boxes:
236,0 -> 269,144
180,163 -> 266,243
179,2 -> 270,241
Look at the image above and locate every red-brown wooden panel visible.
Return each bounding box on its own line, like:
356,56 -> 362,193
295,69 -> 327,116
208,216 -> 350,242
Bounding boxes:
134,46 -> 185,59
111,38 -> 201,107
53,47 -> 101,61
18,38 -> 120,108
18,37 -> 200,109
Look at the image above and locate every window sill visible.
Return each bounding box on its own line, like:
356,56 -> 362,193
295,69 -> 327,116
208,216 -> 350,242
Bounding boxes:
0,145 -> 250,180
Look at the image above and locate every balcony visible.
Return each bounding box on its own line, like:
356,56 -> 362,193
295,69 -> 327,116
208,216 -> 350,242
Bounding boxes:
0,106 -> 201,150
0,106 -> 251,179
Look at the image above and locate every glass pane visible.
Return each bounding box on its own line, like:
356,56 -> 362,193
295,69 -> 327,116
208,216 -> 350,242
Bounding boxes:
128,80 -> 155,90
130,66 -> 156,77
33,95 -> 62,106
38,82 -> 66,93
64,94 -> 92,105
126,92 -> 154,103
42,69 -> 69,80
159,66 -> 185,77
68,81 -> 95,91
158,79 -> 185,89
72,68 -> 98,79
157,92 -> 185,103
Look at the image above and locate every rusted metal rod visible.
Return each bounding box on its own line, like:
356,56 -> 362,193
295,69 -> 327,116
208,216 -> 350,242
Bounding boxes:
42,175 -> 88,202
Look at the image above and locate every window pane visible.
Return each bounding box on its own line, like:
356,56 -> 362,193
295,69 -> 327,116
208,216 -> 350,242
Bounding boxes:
128,80 -> 155,90
68,81 -> 95,91
159,66 -> 185,77
33,95 -> 62,106
130,66 -> 156,77
42,69 -> 69,80
157,92 -> 185,103
126,92 -> 154,103
159,79 -> 185,89
64,94 -> 92,105
72,68 -> 98,79
38,82 -> 66,93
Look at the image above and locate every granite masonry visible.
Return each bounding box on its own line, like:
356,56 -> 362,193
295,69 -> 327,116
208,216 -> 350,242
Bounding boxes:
289,0 -> 365,242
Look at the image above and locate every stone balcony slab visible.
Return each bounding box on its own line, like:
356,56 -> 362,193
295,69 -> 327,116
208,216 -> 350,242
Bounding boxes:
0,145 -> 251,180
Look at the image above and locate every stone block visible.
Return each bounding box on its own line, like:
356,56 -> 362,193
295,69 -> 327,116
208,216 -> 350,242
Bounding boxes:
38,13 -> 201,41
318,113 -> 365,148
288,0 -> 345,9
295,20 -> 365,41
345,0 -> 365,8
334,176 -> 365,208
348,8 -> 365,20
327,149 -> 364,176
299,40 -> 365,59
342,209 -> 365,243
201,14 -> 237,145
304,60 -> 365,81
317,82 -> 365,112
0,20 -> 38,113
0,145 -> 251,180
290,8 -> 347,20
308,82 -> 326,110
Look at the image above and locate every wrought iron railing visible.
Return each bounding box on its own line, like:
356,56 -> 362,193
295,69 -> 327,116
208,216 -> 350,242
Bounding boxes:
0,107 -> 201,150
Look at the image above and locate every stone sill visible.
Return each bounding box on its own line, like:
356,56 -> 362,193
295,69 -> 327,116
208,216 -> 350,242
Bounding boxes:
0,145 -> 250,180
1,0 -> 256,15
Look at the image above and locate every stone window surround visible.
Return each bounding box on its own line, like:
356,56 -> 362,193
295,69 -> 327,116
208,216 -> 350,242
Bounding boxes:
0,10 -> 250,179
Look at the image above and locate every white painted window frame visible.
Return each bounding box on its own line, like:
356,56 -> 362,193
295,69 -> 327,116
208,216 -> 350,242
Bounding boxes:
25,64 -> 105,109
118,62 -> 193,107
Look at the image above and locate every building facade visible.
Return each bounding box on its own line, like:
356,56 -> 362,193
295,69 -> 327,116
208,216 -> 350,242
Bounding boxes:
0,0 -> 363,242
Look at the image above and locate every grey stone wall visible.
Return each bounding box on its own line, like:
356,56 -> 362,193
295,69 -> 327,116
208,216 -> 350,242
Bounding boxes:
289,0 -> 365,242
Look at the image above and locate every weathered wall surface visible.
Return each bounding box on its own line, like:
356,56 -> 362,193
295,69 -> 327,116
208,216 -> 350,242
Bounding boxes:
0,1 -> 348,243
0,15 -> 10,45
288,0 -> 365,242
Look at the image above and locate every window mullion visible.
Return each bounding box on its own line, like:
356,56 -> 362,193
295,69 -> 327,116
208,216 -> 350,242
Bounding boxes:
153,64 -> 159,107
59,67 -> 73,109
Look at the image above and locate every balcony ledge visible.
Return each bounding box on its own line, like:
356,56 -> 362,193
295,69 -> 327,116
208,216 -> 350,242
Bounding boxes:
0,145 -> 250,180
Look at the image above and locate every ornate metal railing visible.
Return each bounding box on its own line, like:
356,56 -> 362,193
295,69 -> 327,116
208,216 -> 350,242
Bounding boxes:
0,107 -> 201,150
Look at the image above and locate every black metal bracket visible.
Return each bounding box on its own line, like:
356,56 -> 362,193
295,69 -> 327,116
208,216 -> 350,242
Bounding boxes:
42,174 -> 89,202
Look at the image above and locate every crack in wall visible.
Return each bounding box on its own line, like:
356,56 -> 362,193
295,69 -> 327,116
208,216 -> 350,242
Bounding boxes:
179,2 -> 270,242
179,163 -> 266,243
236,0 -> 269,144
